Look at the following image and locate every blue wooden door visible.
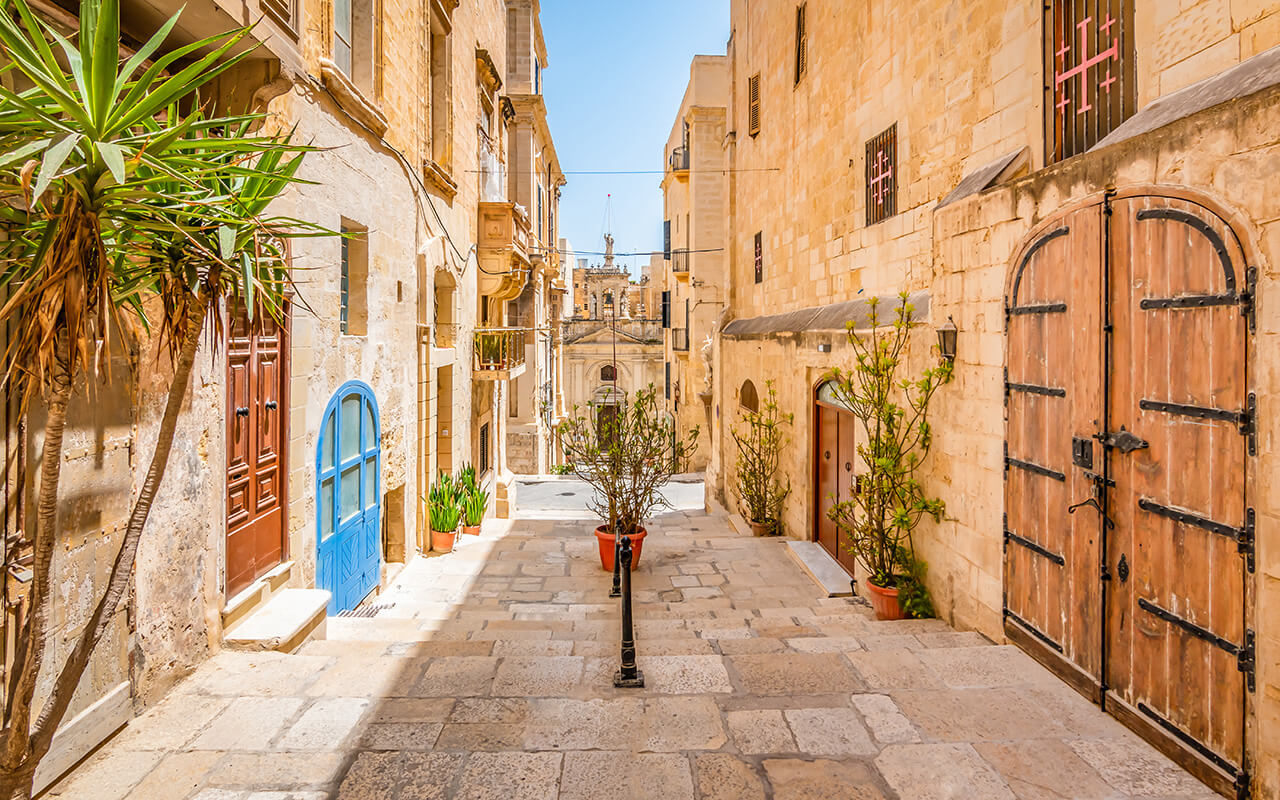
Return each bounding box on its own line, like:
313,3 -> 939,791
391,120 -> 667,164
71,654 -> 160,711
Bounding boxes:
316,382 -> 381,614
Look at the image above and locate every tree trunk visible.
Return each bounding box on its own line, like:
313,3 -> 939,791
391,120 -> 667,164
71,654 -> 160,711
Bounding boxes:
0,355 -> 73,800
24,289 -> 211,783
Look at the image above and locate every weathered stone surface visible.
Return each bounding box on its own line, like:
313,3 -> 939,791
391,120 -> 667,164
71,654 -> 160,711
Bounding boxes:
189,697 -> 305,750
915,645 -> 1054,689
1068,738 -> 1216,796
875,743 -> 1016,800
637,655 -> 733,693
693,753 -> 767,800
845,649 -> 941,690
784,707 -> 877,756
728,653 -> 862,695
975,739 -> 1117,799
726,708 -> 797,754
560,751 -> 694,800
453,751 -> 562,800
851,693 -> 920,744
893,688 -> 1065,742
639,697 -> 728,751
415,657 -> 499,697
358,722 -> 444,750
524,698 -> 644,750
127,752 -> 224,800
279,697 -> 370,750
490,656 -> 584,696
762,758 -> 888,800
208,753 -> 347,789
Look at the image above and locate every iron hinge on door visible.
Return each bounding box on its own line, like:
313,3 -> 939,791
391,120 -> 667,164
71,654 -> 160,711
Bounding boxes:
1240,265 -> 1257,334
1240,508 -> 1256,573
1240,393 -> 1257,457
1235,770 -> 1252,800
1238,628 -> 1256,694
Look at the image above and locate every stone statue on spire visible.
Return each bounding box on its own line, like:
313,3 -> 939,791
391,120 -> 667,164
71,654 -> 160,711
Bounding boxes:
603,233 -> 615,270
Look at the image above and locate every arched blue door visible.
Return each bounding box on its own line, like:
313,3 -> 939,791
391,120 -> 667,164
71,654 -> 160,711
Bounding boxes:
316,381 -> 381,614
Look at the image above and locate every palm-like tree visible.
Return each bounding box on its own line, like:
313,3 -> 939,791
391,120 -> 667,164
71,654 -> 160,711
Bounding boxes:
0,0 -> 325,795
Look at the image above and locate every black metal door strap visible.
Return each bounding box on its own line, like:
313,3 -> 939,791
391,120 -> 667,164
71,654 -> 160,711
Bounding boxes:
1006,381 -> 1067,397
1138,499 -> 1255,572
1003,608 -> 1064,654
1135,701 -> 1248,797
1137,598 -> 1254,693
1007,302 -> 1068,315
1003,529 -> 1066,565
1004,455 -> 1066,482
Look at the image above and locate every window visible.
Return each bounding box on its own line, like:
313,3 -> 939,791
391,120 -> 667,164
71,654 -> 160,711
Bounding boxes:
794,4 -> 807,84
534,57 -> 541,94
537,184 -> 544,242
663,220 -> 671,260
333,0 -> 376,95
340,221 -> 368,335
753,232 -> 763,284
429,5 -> 453,169
747,73 -> 761,136
601,364 -> 617,382
740,380 -> 759,413
665,362 -> 671,399
661,290 -> 671,328
865,124 -> 897,226
479,422 -> 490,475
1046,0 -> 1135,163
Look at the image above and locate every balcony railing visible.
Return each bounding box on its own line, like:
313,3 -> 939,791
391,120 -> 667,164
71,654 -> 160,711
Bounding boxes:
672,328 -> 690,352
474,328 -> 528,377
671,249 -> 690,274
434,322 -> 457,349
669,145 -> 689,173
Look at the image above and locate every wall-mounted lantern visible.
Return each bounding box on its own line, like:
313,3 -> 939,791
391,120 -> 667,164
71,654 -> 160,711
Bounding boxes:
937,316 -> 958,363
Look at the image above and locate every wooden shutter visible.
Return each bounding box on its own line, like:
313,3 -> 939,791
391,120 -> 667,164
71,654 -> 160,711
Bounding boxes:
747,74 -> 761,136
661,290 -> 671,329
664,220 -> 672,260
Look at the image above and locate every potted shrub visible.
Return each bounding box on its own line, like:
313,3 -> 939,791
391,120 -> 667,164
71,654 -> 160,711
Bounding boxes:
428,474 -> 462,553
824,295 -> 952,620
731,380 -> 792,536
559,384 -> 699,571
462,486 -> 488,535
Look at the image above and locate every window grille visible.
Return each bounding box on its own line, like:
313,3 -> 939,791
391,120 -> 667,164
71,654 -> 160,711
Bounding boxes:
1046,0 -> 1135,163
753,232 -> 763,284
479,422 -> 490,475
865,124 -> 897,226
748,74 -> 761,136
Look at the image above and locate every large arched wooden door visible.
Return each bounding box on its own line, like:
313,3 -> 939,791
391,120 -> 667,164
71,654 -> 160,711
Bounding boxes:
1005,192 -> 1252,797
814,382 -> 857,576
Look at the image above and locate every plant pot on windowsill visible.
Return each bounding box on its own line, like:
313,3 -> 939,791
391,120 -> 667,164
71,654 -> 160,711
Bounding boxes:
864,578 -> 905,621
431,527 -> 458,553
595,524 -> 647,572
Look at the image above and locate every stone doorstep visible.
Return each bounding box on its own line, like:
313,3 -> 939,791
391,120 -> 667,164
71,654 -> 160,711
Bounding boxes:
786,540 -> 855,598
224,588 -> 331,653
221,560 -> 295,632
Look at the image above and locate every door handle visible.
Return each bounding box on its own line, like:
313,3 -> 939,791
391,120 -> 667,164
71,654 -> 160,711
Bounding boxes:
1117,553 -> 1130,583
265,401 -> 278,410
1096,426 -> 1148,454
235,407 -> 250,417
1067,496 -> 1115,529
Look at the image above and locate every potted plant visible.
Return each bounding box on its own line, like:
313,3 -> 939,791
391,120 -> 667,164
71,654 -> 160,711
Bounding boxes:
428,474 -> 462,553
731,380 -> 792,536
824,295 -> 952,620
462,486 -> 488,535
558,384 -> 699,571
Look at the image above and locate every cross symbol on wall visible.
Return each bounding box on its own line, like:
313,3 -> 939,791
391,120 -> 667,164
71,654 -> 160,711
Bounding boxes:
869,150 -> 893,206
1054,14 -> 1119,116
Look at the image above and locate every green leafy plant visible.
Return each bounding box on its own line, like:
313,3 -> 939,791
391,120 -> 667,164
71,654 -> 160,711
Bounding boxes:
551,463 -> 572,475
558,384 -> 699,537
428,475 -> 462,532
463,487 -> 489,527
457,463 -> 478,495
895,546 -> 936,619
730,380 -> 792,534
0,0 -> 326,794
824,294 -> 952,591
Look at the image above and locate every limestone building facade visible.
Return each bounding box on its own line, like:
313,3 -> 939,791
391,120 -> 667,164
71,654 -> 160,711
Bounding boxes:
1,0 -> 564,786
661,55 -> 729,472
698,0 -> 1280,795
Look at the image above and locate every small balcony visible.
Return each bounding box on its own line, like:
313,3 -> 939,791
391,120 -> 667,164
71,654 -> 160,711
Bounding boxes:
671,249 -> 690,277
477,202 -> 532,301
669,145 -> 690,175
672,328 -> 690,353
473,328 -> 528,380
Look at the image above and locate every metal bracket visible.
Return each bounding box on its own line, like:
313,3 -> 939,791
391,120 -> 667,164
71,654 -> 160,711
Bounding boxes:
1238,629 -> 1256,694
1243,393 -> 1257,456
1096,426 -> 1148,453
1241,265 -> 1257,334
1240,508 -> 1256,573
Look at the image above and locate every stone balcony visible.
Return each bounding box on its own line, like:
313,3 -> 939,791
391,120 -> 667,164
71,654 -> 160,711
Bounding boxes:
478,202 -> 532,301
473,328 -> 528,381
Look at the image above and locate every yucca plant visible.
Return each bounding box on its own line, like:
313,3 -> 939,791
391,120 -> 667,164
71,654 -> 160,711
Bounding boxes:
427,477 -> 462,533
457,462 -> 478,495
463,487 -> 489,527
0,0 -> 325,795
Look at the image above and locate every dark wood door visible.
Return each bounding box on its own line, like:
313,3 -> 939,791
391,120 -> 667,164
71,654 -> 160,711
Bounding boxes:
1004,195 -> 1250,796
1105,196 -> 1248,788
226,305 -> 289,598
1003,205 -> 1106,688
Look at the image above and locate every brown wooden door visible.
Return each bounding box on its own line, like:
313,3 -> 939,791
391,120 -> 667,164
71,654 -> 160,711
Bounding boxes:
1004,194 -> 1250,796
814,393 -> 857,575
1104,196 -> 1249,789
226,305 -> 289,598
1003,205 -> 1106,686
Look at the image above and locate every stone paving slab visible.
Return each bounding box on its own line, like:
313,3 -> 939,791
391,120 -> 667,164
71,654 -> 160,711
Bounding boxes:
45,497 -> 1218,800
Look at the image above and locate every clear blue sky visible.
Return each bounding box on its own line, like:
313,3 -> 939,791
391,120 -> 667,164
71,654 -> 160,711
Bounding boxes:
541,1 -> 730,276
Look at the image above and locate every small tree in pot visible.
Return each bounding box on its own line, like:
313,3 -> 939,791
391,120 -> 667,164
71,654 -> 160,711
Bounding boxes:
558,384 -> 699,571
824,295 -> 952,620
731,380 -> 792,536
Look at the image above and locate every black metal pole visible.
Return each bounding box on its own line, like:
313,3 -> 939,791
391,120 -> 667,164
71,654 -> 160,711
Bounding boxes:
609,534 -> 622,598
608,293 -> 622,599
613,535 -> 644,688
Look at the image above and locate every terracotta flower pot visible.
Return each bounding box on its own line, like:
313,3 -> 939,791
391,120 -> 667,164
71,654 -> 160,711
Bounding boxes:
431,528 -> 457,553
748,519 -> 771,537
865,578 -> 905,621
462,524 -> 481,536
595,525 -> 647,572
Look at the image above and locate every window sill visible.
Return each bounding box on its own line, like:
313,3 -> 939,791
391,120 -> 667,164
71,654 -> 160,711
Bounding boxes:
422,160 -> 458,200
319,58 -> 389,138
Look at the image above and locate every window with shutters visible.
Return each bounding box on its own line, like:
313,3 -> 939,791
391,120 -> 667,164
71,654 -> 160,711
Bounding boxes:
747,73 -> 761,136
333,0 -> 376,95
661,290 -> 671,329
665,362 -> 671,399
865,124 -> 897,226
429,4 -> 454,170
1045,0 -> 1136,163
794,5 -> 807,84
663,220 -> 672,260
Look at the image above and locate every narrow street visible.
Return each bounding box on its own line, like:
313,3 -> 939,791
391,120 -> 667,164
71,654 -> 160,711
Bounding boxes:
45,482 -> 1212,800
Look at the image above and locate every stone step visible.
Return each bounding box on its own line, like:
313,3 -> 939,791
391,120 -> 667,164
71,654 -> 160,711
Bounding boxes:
224,588 -> 330,653
785,540 -> 854,597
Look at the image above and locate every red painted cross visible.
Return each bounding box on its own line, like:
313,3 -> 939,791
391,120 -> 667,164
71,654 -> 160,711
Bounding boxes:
1055,14 -> 1119,116
869,150 -> 893,207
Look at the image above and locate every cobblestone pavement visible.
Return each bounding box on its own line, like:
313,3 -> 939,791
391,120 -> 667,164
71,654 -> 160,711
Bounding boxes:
47,501 -> 1216,799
